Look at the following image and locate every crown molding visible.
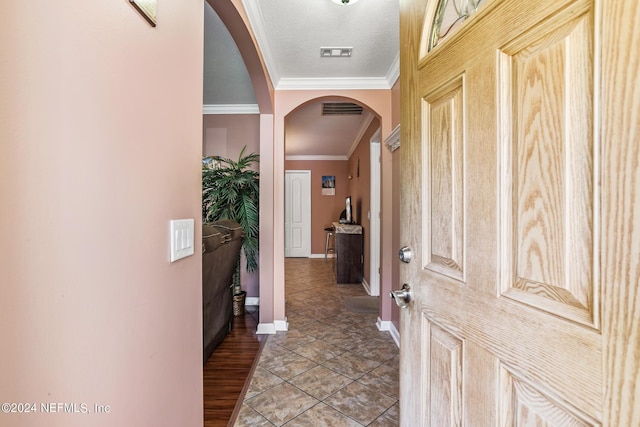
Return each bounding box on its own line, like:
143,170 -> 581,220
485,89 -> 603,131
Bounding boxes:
285,155 -> 348,161
202,104 -> 260,115
276,77 -> 392,91
386,52 -> 400,86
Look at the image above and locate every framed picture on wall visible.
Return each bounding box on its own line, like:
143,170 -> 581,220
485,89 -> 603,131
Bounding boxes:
322,176 -> 336,196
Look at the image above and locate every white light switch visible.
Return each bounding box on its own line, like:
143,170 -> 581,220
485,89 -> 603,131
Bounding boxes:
170,219 -> 195,262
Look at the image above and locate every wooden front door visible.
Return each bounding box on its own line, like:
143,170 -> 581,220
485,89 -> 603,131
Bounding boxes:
399,0 -> 640,425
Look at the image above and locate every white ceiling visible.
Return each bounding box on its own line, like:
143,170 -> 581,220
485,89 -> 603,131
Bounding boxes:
203,0 -> 400,158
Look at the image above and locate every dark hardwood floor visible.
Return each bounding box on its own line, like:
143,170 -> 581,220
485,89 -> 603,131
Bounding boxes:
203,308 -> 265,427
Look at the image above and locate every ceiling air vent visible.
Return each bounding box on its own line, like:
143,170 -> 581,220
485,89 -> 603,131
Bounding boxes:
320,47 -> 353,57
322,102 -> 363,116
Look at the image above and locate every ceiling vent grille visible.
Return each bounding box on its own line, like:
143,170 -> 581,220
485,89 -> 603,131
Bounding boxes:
322,102 -> 363,116
320,47 -> 353,57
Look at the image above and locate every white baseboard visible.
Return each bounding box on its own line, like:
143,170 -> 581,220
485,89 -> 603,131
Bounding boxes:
256,323 -> 276,334
362,277 -> 371,295
245,297 -> 259,306
274,319 -> 289,331
377,317 -> 400,348
256,318 -> 287,335
309,253 -> 335,259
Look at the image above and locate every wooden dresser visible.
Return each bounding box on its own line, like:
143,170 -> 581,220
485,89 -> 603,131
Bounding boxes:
332,222 -> 363,284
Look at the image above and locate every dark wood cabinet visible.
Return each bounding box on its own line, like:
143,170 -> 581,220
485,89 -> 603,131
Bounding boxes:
335,230 -> 363,284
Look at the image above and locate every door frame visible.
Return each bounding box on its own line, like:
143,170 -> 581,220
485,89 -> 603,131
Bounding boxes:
284,170 -> 311,258
369,129 -> 381,296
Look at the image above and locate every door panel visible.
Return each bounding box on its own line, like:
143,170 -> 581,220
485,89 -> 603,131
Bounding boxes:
500,367 -> 598,426
427,322 -> 463,426
399,0 -> 639,425
424,80 -> 465,280
499,8 -> 596,328
285,171 -> 311,257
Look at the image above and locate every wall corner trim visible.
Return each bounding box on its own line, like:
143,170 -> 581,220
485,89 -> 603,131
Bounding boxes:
376,318 -> 400,347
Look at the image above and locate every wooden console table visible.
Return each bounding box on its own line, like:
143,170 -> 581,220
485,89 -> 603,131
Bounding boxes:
332,222 -> 363,284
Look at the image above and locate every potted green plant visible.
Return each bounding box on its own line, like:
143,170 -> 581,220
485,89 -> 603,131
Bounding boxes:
202,146 -> 259,314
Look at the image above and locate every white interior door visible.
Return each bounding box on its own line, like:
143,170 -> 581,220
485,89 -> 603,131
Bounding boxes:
285,170 -> 311,258
369,130 -> 381,296
399,0 -> 640,425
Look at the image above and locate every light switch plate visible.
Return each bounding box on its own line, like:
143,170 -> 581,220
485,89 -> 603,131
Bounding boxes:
170,219 -> 195,262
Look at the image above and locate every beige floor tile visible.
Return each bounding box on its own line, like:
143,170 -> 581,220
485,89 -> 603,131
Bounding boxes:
321,330 -> 365,351
322,350 -> 382,380
262,350 -> 318,380
288,365 -> 354,400
352,337 -> 401,364
348,320 -> 386,337
283,402 -> 364,427
234,403 -> 273,427
322,317 -> 361,332
259,341 -> 294,361
245,366 -> 285,399
292,338 -> 347,363
369,402 -> 400,427
269,329 -> 318,349
324,382 -> 397,426
386,353 -> 400,370
299,320 -> 343,339
357,362 -> 400,400
247,382 -> 319,426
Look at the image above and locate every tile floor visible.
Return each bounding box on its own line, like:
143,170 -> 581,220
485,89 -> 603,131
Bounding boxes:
234,258 -> 399,426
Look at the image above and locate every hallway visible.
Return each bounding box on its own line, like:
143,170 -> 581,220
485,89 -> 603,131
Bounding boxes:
234,258 -> 399,426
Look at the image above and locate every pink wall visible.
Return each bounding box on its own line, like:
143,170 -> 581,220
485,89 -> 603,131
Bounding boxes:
202,114 -> 260,297
391,79 -> 401,129
347,118 -> 380,287
284,160 -> 350,254
0,2 -> 204,426
202,114 -> 260,159
258,114 -> 276,329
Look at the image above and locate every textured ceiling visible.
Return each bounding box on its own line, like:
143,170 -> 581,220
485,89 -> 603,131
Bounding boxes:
244,0 -> 400,89
203,0 -> 399,157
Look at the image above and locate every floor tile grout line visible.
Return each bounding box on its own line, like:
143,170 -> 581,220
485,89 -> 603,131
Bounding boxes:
235,258 -> 399,426
289,401 -> 367,427
248,349 -> 399,420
